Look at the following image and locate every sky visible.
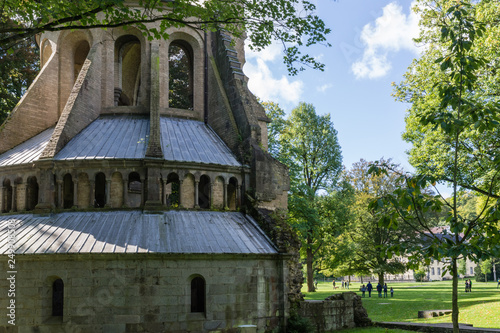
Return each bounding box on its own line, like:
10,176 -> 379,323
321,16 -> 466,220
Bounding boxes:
243,0 -> 424,176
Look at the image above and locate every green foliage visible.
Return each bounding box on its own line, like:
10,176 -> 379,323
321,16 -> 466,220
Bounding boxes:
262,101 -> 287,159
374,1 -> 500,331
414,266 -> 427,282
0,20 -> 39,124
285,313 -> 314,333
457,258 -> 467,276
0,0 -> 330,75
480,259 -> 492,282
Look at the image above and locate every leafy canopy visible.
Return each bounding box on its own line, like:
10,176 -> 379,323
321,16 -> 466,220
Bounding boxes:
0,0 -> 331,75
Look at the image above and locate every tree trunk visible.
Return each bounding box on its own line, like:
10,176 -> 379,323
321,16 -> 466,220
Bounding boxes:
452,257 -> 459,333
306,236 -> 315,292
378,272 -> 384,286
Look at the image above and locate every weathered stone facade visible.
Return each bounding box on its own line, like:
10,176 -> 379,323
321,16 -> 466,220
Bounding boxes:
0,5 -> 295,333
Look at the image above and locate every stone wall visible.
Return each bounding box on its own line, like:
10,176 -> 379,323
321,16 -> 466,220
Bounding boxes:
297,295 -> 356,332
0,254 -> 285,333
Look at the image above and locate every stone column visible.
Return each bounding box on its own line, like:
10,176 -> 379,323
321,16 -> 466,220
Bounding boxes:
73,180 -> 78,208
123,179 -> 128,208
224,183 -> 228,210
57,180 -> 63,208
0,186 -> 4,212
140,177 -> 145,207
194,180 -> 199,208
89,180 -> 95,208
17,184 -> 27,211
34,168 -> 55,212
145,42 -> 163,158
105,179 -> 111,207
11,184 -> 17,212
237,185 -> 241,208
178,180 -> 184,208
162,179 -> 166,205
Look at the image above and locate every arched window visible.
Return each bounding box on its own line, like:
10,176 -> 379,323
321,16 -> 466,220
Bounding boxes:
26,176 -> 39,211
166,173 -> 180,207
128,172 -> 142,193
198,175 -> 210,209
52,279 -> 64,317
115,35 -> 141,106
191,276 -> 205,313
227,177 -> 238,210
169,41 -> 193,110
2,179 -> 12,213
63,174 -> 74,209
94,173 -> 106,208
74,40 -> 90,82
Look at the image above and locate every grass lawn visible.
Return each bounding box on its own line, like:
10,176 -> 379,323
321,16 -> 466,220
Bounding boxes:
303,280 -> 500,328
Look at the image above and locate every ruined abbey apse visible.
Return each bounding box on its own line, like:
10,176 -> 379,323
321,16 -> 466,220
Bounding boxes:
0,4 -> 301,332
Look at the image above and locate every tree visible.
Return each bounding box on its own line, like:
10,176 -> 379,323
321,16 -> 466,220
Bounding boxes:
0,21 -> 39,124
278,102 -> 343,292
339,159 -> 410,286
480,259 -> 492,282
0,0 -> 330,75
457,258 -> 467,277
372,2 -> 500,332
262,101 -> 287,158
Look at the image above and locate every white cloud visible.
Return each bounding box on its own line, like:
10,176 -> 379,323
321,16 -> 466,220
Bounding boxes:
352,1 -> 420,79
317,83 -> 333,93
243,42 -> 303,104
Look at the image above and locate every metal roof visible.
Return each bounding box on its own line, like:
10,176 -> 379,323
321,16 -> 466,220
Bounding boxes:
160,117 -> 240,167
0,127 -> 54,167
55,115 -> 149,160
52,115 -> 240,166
0,211 -> 277,255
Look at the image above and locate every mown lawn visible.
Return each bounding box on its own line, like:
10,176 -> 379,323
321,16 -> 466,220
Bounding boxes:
302,280 -> 500,328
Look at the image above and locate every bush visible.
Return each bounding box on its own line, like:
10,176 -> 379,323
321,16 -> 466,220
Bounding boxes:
287,313 -> 315,333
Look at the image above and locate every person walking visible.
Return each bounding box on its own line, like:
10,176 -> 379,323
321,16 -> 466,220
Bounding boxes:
390,287 -> 394,297
383,283 -> 388,298
346,281 -> 349,289
333,280 -> 336,289
465,280 -> 469,292
342,280 -> 344,289
468,279 -> 472,292
377,283 -> 382,298
497,278 -> 500,289
367,281 -> 373,297
361,284 -> 366,297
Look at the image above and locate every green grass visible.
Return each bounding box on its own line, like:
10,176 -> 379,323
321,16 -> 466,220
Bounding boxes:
303,280 -> 500,328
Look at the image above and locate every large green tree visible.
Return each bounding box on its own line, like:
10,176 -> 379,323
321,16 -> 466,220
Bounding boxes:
0,0 -> 330,75
265,101 -> 343,292
372,1 -> 500,332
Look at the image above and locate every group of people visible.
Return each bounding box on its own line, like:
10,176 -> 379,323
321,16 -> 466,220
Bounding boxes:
360,281 -> 393,298
465,279 -> 473,292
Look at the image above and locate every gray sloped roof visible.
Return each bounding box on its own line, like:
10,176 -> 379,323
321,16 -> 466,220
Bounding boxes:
0,211 -> 277,255
160,117 -> 240,167
0,127 -> 54,166
55,115 -> 149,160
52,115 -> 240,166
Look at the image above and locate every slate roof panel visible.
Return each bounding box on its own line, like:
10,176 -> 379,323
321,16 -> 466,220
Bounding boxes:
0,211 -> 277,255
0,127 -> 54,166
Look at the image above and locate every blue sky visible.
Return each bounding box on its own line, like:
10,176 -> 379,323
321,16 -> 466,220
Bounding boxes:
243,0 -> 423,175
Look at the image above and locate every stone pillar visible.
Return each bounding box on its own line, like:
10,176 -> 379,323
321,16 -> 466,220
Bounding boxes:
194,180 -> 199,208
178,179 -> 184,208
11,184 -> 17,212
144,167 -> 162,211
73,180 -> 78,208
162,179 -> 166,205
224,182 -> 228,210
237,185 -> 241,208
0,186 -> 3,212
123,180 -> 128,208
105,179 -> 111,207
89,180 -> 95,208
145,42 -> 163,158
34,168 -> 55,213
140,177 -> 145,207
57,180 -> 63,208
17,184 -> 27,211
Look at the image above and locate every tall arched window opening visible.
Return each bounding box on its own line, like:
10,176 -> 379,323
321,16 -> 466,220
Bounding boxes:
26,176 -> 39,211
63,174 -> 74,209
73,40 -> 90,82
52,279 -> 64,317
169,41 -> 193,110
94,173 -> 106,208
2,179 -> 12,213
227,177 -> 238,210
166,173 -> 180,207
190,276 -> 205,313
114,35 -> 141,106
198,175 -> 210,209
